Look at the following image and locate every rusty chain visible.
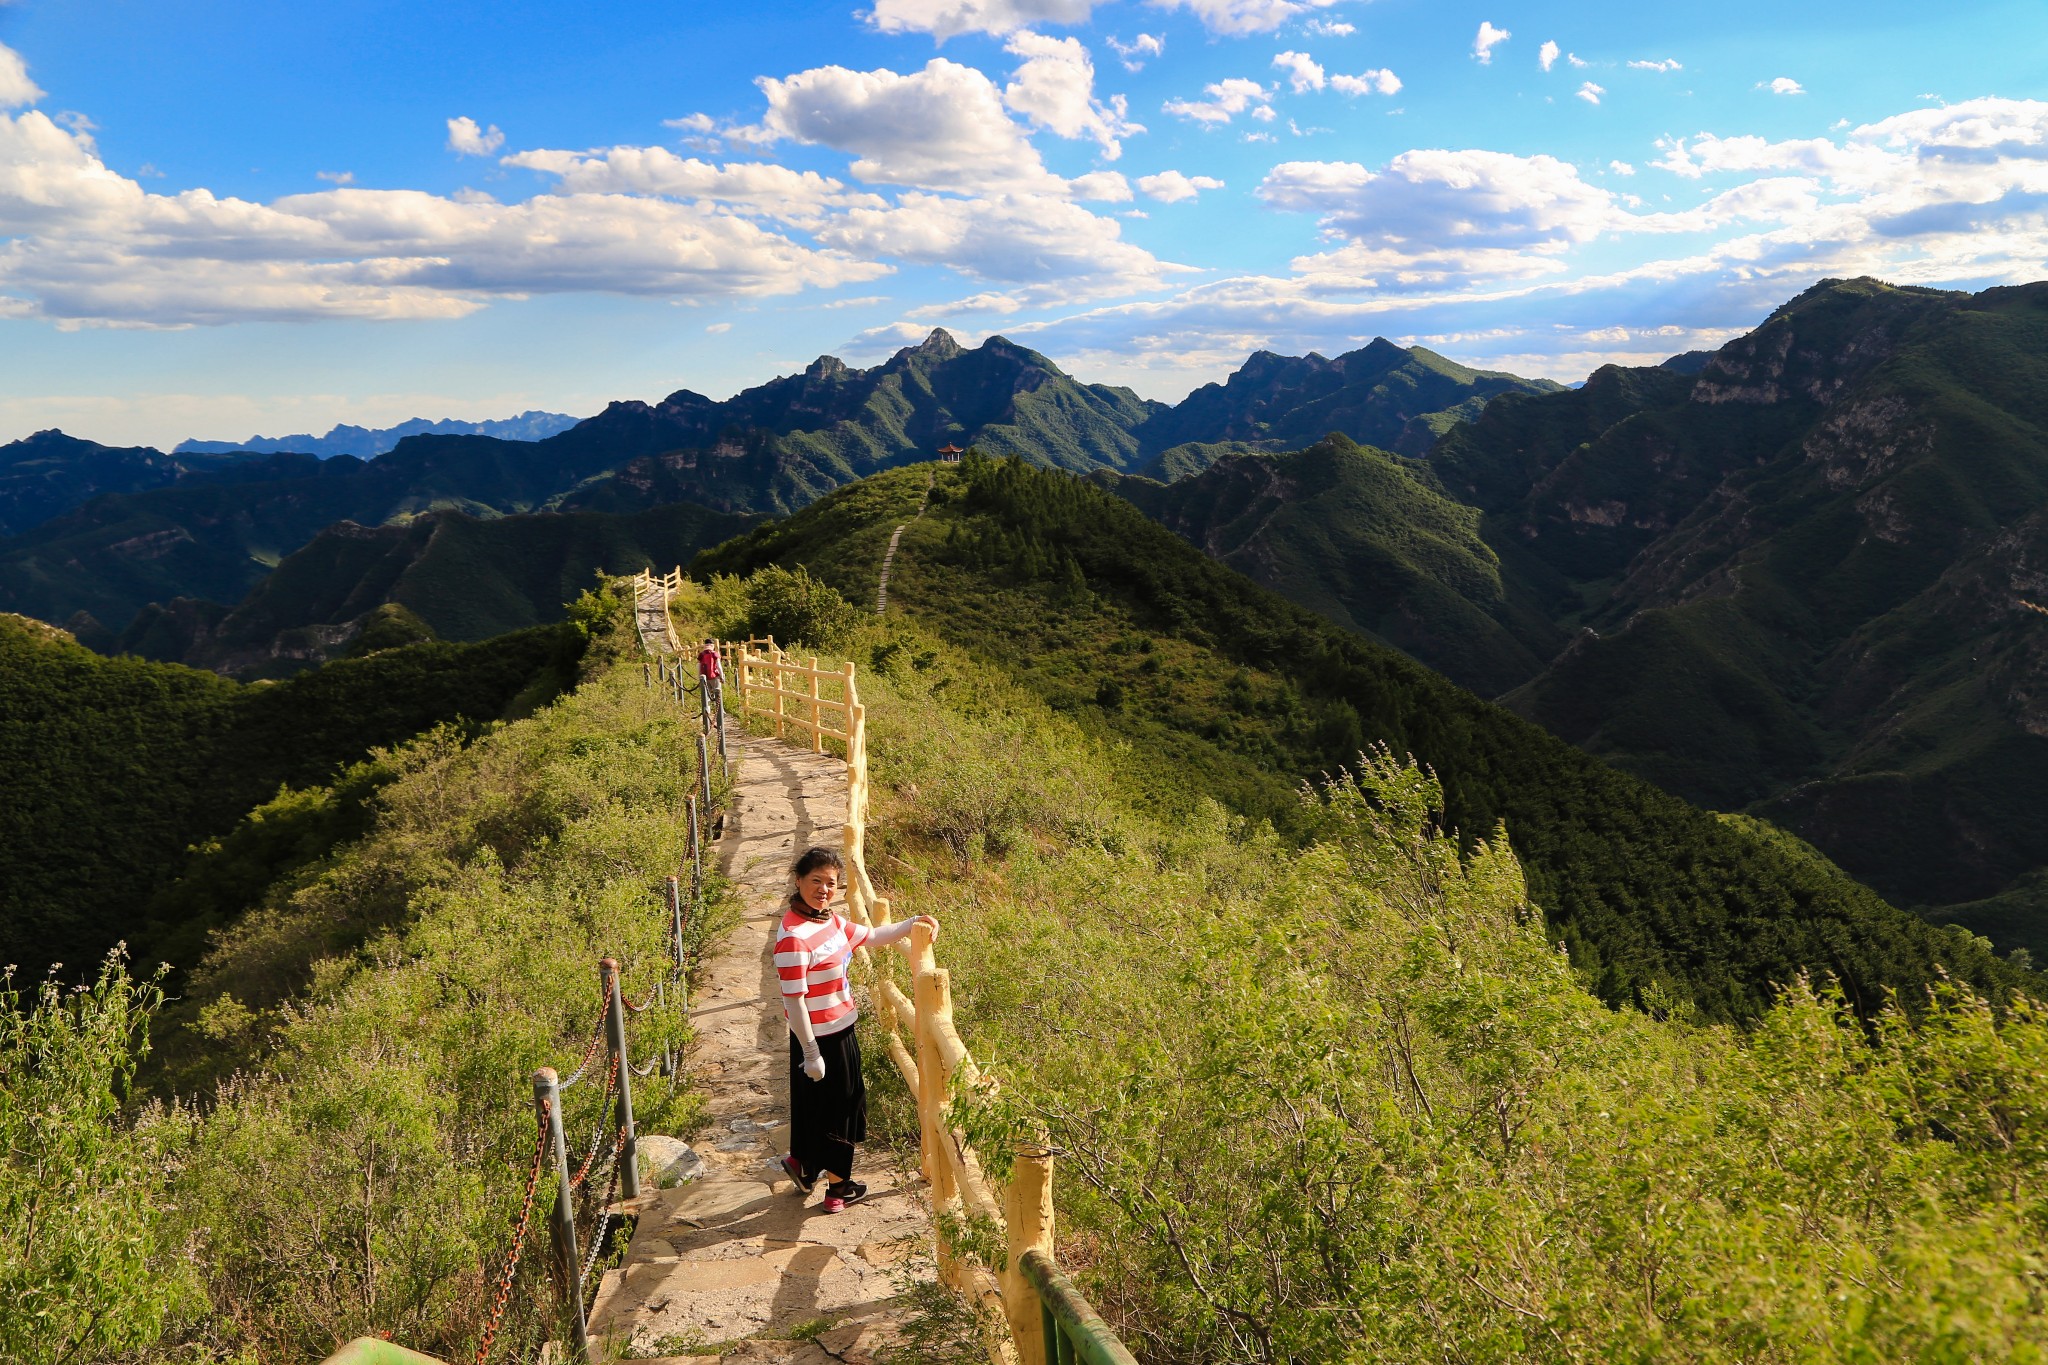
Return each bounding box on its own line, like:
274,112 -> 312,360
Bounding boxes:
472,1104 -> 549,1365
558,975 -> 614,1091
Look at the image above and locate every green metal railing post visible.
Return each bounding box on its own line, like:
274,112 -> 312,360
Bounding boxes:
600,959 -> 640,1201
533,1067 -> 590,1361
697,732 -> 712,811
1019,1249 -> 1137,1365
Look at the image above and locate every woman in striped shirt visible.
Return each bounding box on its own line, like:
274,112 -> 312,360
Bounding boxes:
776,845 -> 938,1212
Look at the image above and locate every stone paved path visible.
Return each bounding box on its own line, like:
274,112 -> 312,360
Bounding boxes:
587,733 -> 931,1364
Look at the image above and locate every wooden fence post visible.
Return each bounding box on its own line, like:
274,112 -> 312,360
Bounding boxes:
914,950 -> 962,1289
1002,1150 -> 1055,1365
602,959 -> 640,1201
810,655 -> 823,754
534,1067 -> 590,1361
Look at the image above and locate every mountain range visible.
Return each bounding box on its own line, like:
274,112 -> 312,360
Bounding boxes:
0,330 -> 1551,660
173,410 -> 581,459
1115,277 -> 2048,956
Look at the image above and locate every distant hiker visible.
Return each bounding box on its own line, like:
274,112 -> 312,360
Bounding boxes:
775,845 -> 938,1212
697,638 -> 723,711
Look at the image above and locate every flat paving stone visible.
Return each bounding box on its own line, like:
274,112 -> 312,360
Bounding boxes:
588,731 -> 938,1362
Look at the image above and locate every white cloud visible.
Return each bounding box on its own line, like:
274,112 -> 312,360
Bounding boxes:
1762,76 -> 1805,95
0,43 -> 40,110
1331,68 -> 1400,97
1258,150 -> 1625,261
1136,170 -> 1225,202
1164,77 -> 1272,125
445,116 -> 504,158
1576,82 -> 1604,105
1273,51 -> 1325,94
501,146 -> 882,226
664,113 -> 718,135
1473,21 -> 1510,65
1629,58 -> 1682,73
1538,40 -> 1559,72
0,110 -> 886,327
1069,169 -> 1134,201
706,322 -> 732,333
1303,19 -> 1354,36
1567,52 -> 1588,68
815,190 -> 1193,299
754,60 -> 1059,194
1107,34 -> 1164,71
1609,160 -> 1635,176
315,170 -> 355,185
1149,0 -> 1345,38
865,0 -> 1097,40
1002,33 -> 1141,158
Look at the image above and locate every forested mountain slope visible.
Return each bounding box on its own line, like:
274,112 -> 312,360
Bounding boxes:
0,333 -> 1546,650
0,429 -> 265,537
1107,434 -> 1566,694
1130,338 -> 1560,470
1106,278 -> 2048,958
0,612 -> 585,976
116,501 -> 758,676
694,457 -> 2030,1019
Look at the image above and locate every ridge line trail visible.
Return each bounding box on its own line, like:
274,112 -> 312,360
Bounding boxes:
588,731 -> 933,1363
874,472 -> 934,615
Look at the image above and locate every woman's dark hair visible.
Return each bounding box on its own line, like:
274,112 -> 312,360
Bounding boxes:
792,845 -> 845,878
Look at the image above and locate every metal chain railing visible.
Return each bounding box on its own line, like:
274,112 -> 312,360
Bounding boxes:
472,1106 -> 551,1365
459,596 -> 728,1365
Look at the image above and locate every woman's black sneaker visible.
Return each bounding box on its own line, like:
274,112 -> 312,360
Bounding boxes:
822,1180 -> 867,1212
779,1153 -> 816,1192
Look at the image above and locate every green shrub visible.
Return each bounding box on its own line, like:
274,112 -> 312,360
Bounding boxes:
735,565 -> 865,652
0,951 -> 197,1365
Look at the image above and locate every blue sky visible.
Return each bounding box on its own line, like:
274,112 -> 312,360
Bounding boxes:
0,0 -> 2043,447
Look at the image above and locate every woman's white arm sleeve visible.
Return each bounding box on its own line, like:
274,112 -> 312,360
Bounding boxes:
783,991 -> 821,1060
867,918 -> 920,948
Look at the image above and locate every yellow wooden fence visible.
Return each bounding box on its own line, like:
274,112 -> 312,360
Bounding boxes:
631,588 -> 1116,1365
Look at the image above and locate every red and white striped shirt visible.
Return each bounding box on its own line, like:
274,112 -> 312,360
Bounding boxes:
774,907 -> 871,1037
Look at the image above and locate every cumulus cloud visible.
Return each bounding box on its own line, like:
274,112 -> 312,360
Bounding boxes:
1629,58 -> 1682,72
1567,52 -> 1588,68
1762,76 -> 1805,95
501,145 -> 883,225
865,0 -> 1098,39
1331,68 -> 1400,97
1069,170 -> 1134,201
1107,34 -> 1164,71
1002,33 -> 1141,158
814,190 -> 1194,300
445,116 -> 505,157
1538,40 -> 1559,72
754,60 -> 1060,193
1273,51 -> 1325,94
1576,82 -> 1604,105
0,110 -> 885,327
316,170 -> 355,185
1257,150 -> 1625,262
1136,170 -> 1225,202
0,43 -> 40,109
1473,21 -> 1510,65
1303,19 -> 1354,36
1610,160 -> 1635,176
1164,77 -> 1273,125
1150,0 -> 1345,38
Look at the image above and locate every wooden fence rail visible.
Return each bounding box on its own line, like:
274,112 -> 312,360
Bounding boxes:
724,630 -> 1129,1365
603,579 -> 1132,1365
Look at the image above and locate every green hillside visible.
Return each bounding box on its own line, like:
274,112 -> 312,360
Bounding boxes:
1427,278 -> 2048,955
1108,435 -> 1566,694
118,500 -> 758,676
1132,338 -> 1562,467
695,457 -> 2029,1020
0,612 -> 585,977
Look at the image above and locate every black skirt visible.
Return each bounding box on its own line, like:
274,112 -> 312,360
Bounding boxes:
789,1025 -> 867,1154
